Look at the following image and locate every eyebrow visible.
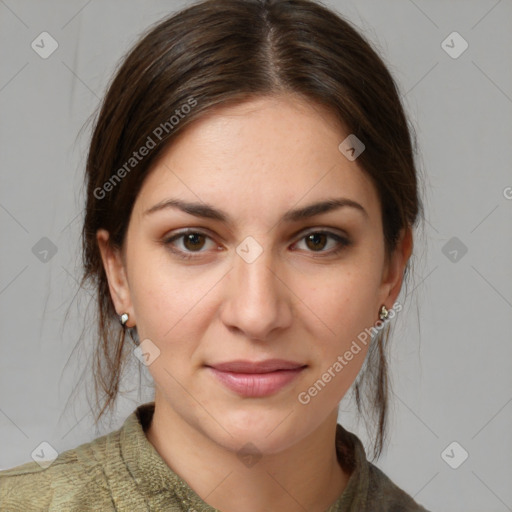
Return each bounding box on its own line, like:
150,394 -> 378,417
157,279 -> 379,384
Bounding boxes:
143,197 -> 368,223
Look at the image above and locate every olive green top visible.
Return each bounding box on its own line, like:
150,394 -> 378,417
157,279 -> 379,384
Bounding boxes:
0,402 -> 430,511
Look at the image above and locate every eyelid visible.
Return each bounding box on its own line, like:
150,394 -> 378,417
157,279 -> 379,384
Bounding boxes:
291,229 -> 351,254
295,226 -> 349,240
163,228 -> 218,253
163,227 -> 351,259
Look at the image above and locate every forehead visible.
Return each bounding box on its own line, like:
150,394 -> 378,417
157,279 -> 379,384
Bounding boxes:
133,95 -> 380,223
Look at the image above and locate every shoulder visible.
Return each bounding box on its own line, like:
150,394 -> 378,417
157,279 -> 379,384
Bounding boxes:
366,462 -> 431,511
0,428 -> 119,512
334,423 -> 431,512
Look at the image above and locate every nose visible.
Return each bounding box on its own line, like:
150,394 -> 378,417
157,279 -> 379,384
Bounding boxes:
219,244 -> 293,341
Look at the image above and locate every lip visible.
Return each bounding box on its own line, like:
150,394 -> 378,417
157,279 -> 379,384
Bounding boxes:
206,359 -> 307,398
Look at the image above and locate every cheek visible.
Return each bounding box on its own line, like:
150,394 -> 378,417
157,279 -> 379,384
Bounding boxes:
127,247 -> 221,348
294,261 -> 383,356
292,254 -> 381,390
291,268 -> 381,407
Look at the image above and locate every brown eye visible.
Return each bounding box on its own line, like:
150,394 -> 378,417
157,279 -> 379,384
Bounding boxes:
164,230 -> 217,259
294,230 -> 351,256
183,233 -> 206,251
305,232 -> 328,251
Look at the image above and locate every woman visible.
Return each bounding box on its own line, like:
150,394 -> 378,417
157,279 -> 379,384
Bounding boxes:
0,0 -> 430,510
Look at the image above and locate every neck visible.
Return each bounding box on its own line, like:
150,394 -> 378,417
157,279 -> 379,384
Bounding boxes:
145,391 -> 350,512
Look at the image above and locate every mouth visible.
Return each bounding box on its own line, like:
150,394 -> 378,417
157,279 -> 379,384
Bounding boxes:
205,359 -> 308,398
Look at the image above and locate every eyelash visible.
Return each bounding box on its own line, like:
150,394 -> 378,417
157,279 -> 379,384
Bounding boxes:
163,229 -> 351,260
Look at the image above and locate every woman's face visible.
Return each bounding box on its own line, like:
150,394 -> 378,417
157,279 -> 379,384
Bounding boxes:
98,95 -> 409,455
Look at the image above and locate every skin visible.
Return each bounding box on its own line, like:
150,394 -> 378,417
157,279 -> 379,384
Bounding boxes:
97,94 -> 412,512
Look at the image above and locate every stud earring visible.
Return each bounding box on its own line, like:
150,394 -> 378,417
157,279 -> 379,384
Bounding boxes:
379,305 -> 389,321
119,313 -> 129,326
119,313 -> 140,346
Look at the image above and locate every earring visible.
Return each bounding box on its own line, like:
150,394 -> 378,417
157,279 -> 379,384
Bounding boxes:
119,313 -> 140,345
379,305 -> 389,321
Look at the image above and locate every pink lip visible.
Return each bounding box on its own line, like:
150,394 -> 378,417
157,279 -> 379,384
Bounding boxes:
206,359 -> 307,397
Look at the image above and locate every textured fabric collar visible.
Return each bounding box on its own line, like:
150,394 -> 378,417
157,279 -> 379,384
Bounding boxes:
116,402 -> 216,511
113,401 -> 369,511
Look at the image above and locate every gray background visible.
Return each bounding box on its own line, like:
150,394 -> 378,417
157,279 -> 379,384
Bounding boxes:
1,1 -> 511,510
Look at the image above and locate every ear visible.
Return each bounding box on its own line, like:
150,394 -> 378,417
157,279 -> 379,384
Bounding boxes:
378,226 -> 413,308
96,229 -> 135,327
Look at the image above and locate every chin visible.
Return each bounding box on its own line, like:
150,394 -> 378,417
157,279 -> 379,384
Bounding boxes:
202,404 -> 308,455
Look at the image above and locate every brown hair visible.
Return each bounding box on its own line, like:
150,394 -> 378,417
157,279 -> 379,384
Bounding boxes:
78,0 -> 422,459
